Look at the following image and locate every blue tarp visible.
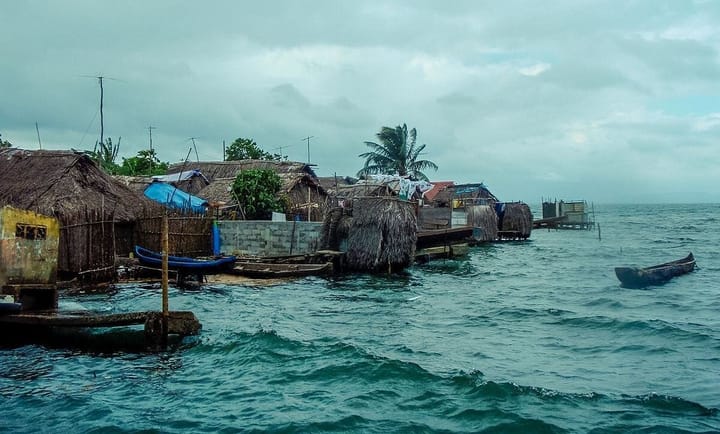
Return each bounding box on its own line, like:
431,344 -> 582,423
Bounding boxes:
144,182 -> 208,213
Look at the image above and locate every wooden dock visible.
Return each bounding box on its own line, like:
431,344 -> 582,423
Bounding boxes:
0,310 -> 201,349
415,243 -> 469,263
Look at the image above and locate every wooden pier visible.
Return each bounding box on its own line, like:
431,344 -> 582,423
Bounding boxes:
0,310 -> 201,349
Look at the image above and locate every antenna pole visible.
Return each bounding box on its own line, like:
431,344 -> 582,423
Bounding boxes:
191,137 -> 199,162
148,125 -> 156,151
302,136 -> 314,163
35,122 -> 42,149
98,76 -> 104,146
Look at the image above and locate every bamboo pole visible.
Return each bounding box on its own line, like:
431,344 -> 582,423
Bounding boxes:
161,214 -> 169,347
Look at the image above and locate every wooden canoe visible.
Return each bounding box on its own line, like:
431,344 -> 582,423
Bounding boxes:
134,245 -> 236,273
230,262 -> 332,279
614,252 -> 696,288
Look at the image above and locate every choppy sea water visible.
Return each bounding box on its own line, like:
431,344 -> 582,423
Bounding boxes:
1,203 -> 719,433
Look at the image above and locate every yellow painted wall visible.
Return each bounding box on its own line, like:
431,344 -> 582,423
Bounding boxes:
0,206 -> 60,286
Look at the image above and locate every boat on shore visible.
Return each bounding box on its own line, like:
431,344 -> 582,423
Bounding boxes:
0,295 -> 22,314
229,261 -> 333,279
614,252 -> 696,288
134,245 -> 236,274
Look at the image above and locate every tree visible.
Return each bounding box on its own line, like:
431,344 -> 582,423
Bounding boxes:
117,149 -> 169,176
88,137 -> 121,174
231,169 -> 285,220
357,123 -> 438,181
0,133 -> 12,148
226,137 -> 284,161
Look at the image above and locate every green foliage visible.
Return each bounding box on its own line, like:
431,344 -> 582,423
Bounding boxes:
117,149 -> 169,176
226,137 -> 284,161
0,133 -> 12,148
231,169 -> 285,220
88,137 -> 121,174
358,123 -> 438,181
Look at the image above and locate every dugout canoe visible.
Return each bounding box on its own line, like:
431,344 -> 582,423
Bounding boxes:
614,252 -> 696,288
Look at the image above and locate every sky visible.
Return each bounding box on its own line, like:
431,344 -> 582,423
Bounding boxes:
1,1 -> 719,204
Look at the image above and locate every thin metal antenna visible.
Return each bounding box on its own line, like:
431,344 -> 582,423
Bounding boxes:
148,125 -> 156,151
301,136 -> 314,163
189,137 -> 199,162
98,76 -> 104,146
35,122 -> 42,149
81,75 -> 123,147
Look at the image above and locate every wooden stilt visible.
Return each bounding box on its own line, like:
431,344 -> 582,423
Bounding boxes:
161,214 -> 169,347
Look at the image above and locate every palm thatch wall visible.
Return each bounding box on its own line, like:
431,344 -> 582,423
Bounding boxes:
0,149 -> 160,281
345,197 -> 417,273
467,205 -> 498,242
320,207 -> 353,251
500,202 -> 533,239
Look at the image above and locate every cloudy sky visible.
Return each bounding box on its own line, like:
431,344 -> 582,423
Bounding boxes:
2,1 -> 719,203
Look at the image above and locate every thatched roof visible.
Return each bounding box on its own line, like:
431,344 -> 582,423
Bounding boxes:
114,170 -> 211,196
454,183 -> 498,203
317,176 -> 357,196
197,172 -> 325,206
168,160 -> 319,182
114,175 -> 153,194
0,148 -> 156,222
335,181 -> 398,199
171,160 -> 327,203
195,178 -> 235,205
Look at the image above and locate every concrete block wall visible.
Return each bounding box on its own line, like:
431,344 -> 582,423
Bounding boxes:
217,220 -> 322,257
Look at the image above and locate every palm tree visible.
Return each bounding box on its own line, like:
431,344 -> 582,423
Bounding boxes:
357,124 -> 438,181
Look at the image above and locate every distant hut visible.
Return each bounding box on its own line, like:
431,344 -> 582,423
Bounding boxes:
317,176 -> 358,198
498,202 -> 533,239
344,197 -> 417,273
168,160 -> 329,221
423,181 -> 455,207
0,149 -> 158,281
453,183 -> 498,208
115,169 -> 209,196
466,205 -> 498,242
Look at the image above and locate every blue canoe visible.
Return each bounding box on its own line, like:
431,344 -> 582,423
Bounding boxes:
0,296 -> 22,314
134,245 -> 236,273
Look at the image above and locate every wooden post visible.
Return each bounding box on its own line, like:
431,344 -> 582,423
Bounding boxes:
161,214 -> 169,346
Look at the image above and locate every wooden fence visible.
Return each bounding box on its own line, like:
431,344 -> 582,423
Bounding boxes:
58,209 -> 213,283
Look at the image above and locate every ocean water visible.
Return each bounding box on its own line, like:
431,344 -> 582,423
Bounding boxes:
1,203 -> 719,433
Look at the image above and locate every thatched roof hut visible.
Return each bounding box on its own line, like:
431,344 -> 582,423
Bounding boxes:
499,202 -> 533,239
317,176 -> 357,197
182,160 -> 329,221
115,170 -> 210,196
344,197 -> 417,273
467,205 -> 498,242
453,183 -> 498,207
0,149 -> 154,222
168,160 -> 319,182
424,181 -> 455,206
0,148 -> 159,280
